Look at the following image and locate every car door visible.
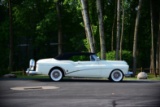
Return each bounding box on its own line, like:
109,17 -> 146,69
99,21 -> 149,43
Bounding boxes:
72,61 -> 101,77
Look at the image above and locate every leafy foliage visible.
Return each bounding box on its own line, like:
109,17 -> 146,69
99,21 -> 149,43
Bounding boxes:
0,0 -> 159,72
106,50 -> 132,66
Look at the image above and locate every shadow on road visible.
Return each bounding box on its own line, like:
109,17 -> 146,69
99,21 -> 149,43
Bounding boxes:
28,78 -> 160,84
0,77 -> 160,84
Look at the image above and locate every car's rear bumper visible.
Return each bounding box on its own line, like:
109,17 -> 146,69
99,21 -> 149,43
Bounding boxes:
124,71 -> 133,77
26,68 -> 38,75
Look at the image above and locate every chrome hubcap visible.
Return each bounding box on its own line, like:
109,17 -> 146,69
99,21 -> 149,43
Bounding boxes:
53,71 -> 60,78
113,72 -> 120,79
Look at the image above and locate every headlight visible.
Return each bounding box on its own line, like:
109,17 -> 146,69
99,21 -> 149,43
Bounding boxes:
29,59 -> 35,70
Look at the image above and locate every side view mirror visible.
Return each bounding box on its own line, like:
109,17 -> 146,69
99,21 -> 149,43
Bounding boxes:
29,59 -> 35,70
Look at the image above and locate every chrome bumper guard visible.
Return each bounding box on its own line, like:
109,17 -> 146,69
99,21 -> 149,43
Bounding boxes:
125,71 -> 133,77
26,68 -> 37,75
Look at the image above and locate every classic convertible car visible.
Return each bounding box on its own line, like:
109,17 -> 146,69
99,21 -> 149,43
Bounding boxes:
26,52 -> 131,82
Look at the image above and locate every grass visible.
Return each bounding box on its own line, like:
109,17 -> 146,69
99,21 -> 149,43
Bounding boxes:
124,73 -> 160,81
147,74 -> 160,80
17,75 -> 50,79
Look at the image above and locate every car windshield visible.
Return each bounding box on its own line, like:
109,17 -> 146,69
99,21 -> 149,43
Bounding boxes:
90,55 -> 100,61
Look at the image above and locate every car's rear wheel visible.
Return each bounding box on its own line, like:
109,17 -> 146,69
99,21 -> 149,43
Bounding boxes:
110,70 -> 123,82
49,69 -> 63,81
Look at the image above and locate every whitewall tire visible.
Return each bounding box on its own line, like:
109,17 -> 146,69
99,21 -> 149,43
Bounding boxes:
110,70 -> 123,82
49,69 -> 63,81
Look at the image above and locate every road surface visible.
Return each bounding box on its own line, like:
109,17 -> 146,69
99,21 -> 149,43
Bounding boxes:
0,78 -> 160,107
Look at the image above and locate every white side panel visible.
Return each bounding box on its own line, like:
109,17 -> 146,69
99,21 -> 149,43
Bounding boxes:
66,61 -> 101,77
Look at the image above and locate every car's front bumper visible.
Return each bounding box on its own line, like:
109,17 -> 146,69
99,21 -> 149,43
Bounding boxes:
124,71 -> 133,77
26,68 -> 38,75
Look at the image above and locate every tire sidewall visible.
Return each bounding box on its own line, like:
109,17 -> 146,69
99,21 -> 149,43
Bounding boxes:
110,70 -> 123,82
50,69 -> 63,81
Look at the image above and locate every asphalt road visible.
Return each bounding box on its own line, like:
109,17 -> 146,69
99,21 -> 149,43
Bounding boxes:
0,78 -> 160,107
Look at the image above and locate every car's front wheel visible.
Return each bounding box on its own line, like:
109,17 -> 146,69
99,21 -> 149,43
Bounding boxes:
49,69 -> 63,81
110,70 -> 123,82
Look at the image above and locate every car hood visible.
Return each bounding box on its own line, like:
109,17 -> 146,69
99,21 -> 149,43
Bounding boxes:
106,60 -> 128,64
99,60 -> 128,66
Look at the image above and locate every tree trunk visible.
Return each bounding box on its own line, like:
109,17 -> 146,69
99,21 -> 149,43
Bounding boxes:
115,0 -> 120,60
133,0 -> 142,76
111,0 -> 117,51
96,0 -> 106,59
81,0 -> 95,53
120,0 -> 124,60
56,0 -> 63,55
156,40 -> 159,75
8,0 -> 13,71
150,0 -> 156,77
158,12 -> 160,76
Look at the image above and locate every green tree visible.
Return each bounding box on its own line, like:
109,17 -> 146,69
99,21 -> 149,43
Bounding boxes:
133,0 -> 142,76
96,0 -> 106,59
115,0 -> 120,60
0,0 -> 159,75
80,0 -> 95,52
56,0 -> 63,55
8,0 -> 13,71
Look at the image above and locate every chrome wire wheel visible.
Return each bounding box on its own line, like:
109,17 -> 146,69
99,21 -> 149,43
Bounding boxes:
110,70 -> 123,82
50,69 -> 63,81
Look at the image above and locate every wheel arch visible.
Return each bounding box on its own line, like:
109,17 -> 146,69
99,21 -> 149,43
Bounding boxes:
48,66 -> 65,76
